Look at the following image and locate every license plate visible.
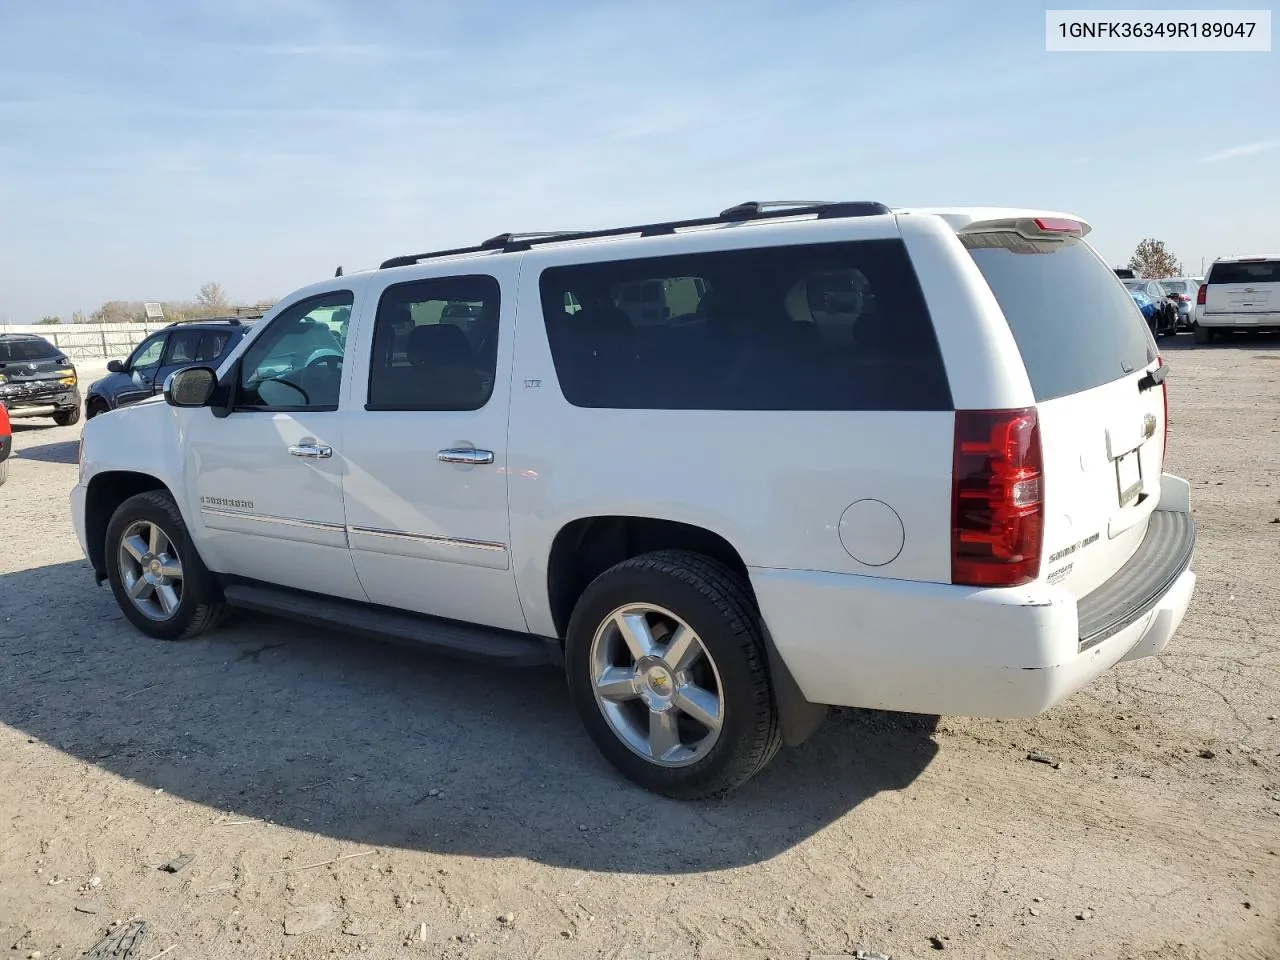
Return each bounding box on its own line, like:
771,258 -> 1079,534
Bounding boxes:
1116,450 -> 1142,506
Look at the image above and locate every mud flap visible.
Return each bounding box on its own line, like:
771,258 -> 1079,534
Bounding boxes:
759,618 -> 828,747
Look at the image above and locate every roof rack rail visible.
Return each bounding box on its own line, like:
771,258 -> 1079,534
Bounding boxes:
163,315 -> 258,328
379,200 -> 891,270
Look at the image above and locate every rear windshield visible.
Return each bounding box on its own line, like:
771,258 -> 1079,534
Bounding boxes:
1207,260 -> 1280,284
1160,280 -> 1192,294
962,233 -> 1155,403
0,338 -> 61,363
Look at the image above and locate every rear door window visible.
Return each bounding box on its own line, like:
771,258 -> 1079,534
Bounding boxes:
366,275 -> 500,411
161,329 -> 203,365
962,232 -> 1155,403
1206,260 -> 1280,284
196,331 -> 233,362
539,239 -> 952,411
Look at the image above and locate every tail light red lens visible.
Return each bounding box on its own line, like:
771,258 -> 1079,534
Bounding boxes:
1196,283 -> 1207,305
952,408 -> 1044,588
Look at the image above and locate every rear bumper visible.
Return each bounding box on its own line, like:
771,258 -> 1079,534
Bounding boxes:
752,479 -> 1197,719
1198,311 -> 1280,329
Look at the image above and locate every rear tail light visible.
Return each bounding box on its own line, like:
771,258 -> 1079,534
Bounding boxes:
951,408 -> 1044,588
1196,283 -> 1207,305
1032,217 -> 1083,235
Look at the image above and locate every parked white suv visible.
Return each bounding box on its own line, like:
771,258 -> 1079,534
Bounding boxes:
71,201 -> 1198,798
1194,255 -> 1280,343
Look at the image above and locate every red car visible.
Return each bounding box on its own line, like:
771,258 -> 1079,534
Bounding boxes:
0,402 -> 11,485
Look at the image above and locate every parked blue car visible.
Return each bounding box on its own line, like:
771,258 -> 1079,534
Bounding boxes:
84,318 -> 255,419
1127,289 -> 1173,338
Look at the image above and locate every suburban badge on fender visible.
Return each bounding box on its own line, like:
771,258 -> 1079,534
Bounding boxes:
1143,412 -> 1157,440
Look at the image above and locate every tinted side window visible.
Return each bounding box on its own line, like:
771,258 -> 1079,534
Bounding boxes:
162,329 -> 203,365
1207,260 -> 1280,284
963,233 -> 1155,402
539,240 -> 951,411
236,292 -> 353,411
366,275 -> 500,411
195,330 -> 232,363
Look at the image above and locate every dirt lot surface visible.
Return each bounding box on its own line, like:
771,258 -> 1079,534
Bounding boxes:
1,340 -> 1278,960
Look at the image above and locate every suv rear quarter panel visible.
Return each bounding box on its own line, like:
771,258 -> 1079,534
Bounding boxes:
506,219 -> 964,637
895,215 -> 1035,410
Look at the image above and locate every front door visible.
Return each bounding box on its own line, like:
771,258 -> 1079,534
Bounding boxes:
340,266 -> 526,632
182,289 -> 367,602
115,333 -> 168,407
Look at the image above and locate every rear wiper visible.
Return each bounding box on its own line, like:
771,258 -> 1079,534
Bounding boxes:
1137,364 -> 1168,392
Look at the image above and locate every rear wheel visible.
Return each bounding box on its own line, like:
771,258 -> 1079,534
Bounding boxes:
565,550 -> 781,799
53,406 -> 81,427
105,491 -> 226,641
0,459 -> 8,486
1193,324 -> 1213,345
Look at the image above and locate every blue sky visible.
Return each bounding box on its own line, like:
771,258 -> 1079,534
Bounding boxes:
0,0 -> 1275,322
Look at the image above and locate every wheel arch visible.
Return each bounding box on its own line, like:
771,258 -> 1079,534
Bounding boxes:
84,471 -> 173,583
545,514 -> 826,747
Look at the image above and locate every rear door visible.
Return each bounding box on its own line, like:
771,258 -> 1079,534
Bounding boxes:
961,228 -> 1165,600
1204,258 -> 1280,323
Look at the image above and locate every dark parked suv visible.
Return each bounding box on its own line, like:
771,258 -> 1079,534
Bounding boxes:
85,318 -> 255,418
0,334 -> 83,426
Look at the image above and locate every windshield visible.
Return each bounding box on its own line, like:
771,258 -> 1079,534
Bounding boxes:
963,232 -> 1155,402
0,338 -> 61,363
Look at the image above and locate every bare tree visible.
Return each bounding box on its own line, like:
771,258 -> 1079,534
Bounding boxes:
38,315 -> 62,325
71,310 -> 88,325
1128,239 -> 1183,279
195,282 -> 229,317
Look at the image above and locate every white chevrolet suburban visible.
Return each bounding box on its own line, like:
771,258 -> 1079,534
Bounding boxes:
1193,254 -> 1280,343
71,201 -> 1198,799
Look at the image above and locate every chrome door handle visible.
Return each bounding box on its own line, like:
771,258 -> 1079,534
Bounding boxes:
438,448 -> 494,465
289,443 -> 333,459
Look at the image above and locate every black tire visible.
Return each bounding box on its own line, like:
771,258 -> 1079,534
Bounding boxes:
0,459 -> 8,486
86,398 -> 110,420
1193,324 -> 1212,345
565,550 -> 781,799
104,490 -> 226,641
53,405 -> 81,427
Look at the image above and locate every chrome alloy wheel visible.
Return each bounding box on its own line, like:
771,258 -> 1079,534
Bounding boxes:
117,519 -> 184,621
588,603 -> 725,767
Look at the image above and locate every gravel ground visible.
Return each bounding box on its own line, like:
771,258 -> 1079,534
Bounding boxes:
1,339 -> 1278,960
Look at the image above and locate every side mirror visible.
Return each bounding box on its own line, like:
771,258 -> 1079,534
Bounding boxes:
106,359 -> 125,373
163,366 -> 218,408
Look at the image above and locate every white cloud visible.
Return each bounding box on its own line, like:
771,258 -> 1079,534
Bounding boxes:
1198,140 -> 1280,163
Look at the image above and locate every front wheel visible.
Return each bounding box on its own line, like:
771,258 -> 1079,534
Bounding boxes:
53,406 -> 81,427
86,398 -> 110,420
565,550 -> 781,799
104,490 -> 226,641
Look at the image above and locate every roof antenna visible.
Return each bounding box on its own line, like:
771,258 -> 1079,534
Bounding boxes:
334,265 -> 344,277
